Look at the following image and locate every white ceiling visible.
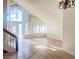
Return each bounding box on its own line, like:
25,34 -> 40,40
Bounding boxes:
16,0 -> 63,23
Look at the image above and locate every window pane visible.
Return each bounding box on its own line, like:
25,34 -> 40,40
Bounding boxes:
16,9 -> 22,21
7,7 -> 22,21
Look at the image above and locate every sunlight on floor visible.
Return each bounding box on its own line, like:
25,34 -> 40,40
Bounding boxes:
34,45 -> 57,51
50,46 -> 63,50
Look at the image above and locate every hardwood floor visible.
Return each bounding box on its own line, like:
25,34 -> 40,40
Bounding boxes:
3,38 -> 74,59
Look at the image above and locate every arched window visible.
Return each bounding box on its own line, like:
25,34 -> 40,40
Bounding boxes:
7,4 -> 29,38
7,5 -> 22,21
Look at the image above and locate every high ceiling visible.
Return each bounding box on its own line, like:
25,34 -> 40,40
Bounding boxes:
13,0 -> 63,23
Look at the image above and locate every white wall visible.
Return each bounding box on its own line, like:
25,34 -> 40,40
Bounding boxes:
46,11 -> 63,41
17,0 -> 63,41
63,8 -> 75,55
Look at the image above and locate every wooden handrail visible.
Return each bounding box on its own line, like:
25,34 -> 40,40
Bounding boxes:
3,28 -> 17,38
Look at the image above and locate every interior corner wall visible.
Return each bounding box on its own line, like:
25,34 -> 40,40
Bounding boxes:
46,21 -> 58,40
63,8 -> 75,55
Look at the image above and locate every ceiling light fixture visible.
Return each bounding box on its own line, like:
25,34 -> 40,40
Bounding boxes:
58,0 -> 75,9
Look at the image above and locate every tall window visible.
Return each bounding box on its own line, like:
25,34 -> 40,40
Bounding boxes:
7,6 -> 22,21
7,5 -> 23,38
33,24 -> 47,34
18,24 -> 22,38
25,23 -> 29,35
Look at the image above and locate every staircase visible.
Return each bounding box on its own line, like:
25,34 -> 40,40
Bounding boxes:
3,28 -> 18,53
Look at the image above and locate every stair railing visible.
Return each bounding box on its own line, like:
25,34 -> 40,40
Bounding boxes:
3,28 -> 18,52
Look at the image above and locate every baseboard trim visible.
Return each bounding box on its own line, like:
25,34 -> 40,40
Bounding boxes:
46,36 -> 62,42
61,49 -> 75,56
